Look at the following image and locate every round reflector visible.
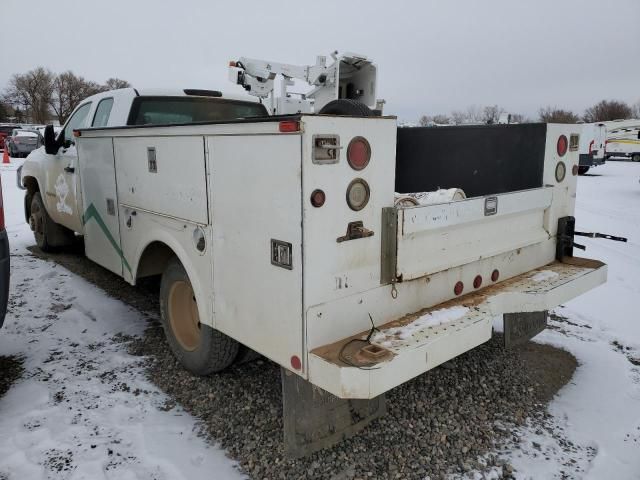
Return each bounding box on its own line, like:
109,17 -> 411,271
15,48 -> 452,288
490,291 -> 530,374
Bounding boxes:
346,178 -> 370,211
572,164 -> 579,176
454,281 -> 464,296
491,269 -> 500,282
347,136 -> 371,171
555,161 -> 566,182
473,275 -> 483,289
290,355 -> 301,370
310,189 -> 326,207
557,135 -> 568,157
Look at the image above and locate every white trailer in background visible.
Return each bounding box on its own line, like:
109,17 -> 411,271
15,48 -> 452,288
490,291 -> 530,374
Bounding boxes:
605,121 -> 640,162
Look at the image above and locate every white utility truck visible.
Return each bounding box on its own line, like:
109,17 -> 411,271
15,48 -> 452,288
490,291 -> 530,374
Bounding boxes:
19,53 -> 614,457
577,122 -> 607,174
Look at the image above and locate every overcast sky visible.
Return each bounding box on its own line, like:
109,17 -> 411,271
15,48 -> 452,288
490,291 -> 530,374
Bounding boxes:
2,0 -> 639,121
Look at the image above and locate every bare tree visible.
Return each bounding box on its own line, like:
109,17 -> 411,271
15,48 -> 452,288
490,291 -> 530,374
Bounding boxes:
3,67 -> 54,123
50,71 -> 109,124
630,100 -> 640,119
583,100 -> 632,123
418,115 -> 430,126
538,106 -> 579,123
483,104 -> 504,124
450,110 -> 465,125
509,113 -> 530,124
104,78 -> 131,90
465,105 -> 484,123
432,114 -> 450,125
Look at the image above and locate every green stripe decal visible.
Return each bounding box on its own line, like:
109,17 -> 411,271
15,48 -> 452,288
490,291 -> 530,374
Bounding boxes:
82,203 -> 132,275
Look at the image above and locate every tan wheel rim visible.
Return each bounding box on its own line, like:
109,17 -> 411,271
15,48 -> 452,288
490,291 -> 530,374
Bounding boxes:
168,280 -> 201,351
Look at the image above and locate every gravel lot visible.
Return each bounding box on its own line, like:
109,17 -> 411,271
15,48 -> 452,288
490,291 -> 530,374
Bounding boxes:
27,246 -> 580,480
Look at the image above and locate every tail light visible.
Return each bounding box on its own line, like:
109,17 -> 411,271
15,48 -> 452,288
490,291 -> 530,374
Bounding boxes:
557,135 -> 568,157
279,121 -> 300,133
347,136 -> 371,170
588,140 -> 594,154
310,189 -> 326,207
346,178 -> 370,211
0,177 -> 5,230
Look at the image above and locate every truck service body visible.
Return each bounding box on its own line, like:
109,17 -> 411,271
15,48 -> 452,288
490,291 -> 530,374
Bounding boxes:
18,59 -> 607,454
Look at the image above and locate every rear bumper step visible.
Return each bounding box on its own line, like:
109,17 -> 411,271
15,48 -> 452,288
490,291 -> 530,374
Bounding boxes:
309,257 -> 606,399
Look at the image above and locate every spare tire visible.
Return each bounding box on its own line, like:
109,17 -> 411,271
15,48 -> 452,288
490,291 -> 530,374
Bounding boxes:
318,99 -> 373,117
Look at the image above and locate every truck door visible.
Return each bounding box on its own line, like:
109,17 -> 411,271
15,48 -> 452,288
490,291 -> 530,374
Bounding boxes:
45,102 -> 92,233
76,136 -> 123,277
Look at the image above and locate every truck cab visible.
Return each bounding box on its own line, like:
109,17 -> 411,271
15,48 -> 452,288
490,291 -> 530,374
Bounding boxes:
19,88 -> 267,250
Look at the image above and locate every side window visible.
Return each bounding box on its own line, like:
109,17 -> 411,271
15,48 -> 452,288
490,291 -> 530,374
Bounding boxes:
63,102 -> 92,144
92,98 -> 114,127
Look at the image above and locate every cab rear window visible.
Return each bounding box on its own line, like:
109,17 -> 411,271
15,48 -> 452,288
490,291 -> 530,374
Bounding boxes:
127,96 -> 268,126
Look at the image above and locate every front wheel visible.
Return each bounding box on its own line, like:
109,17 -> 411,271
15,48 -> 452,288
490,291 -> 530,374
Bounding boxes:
160,258 -> 239,375
29,192 -> 74,251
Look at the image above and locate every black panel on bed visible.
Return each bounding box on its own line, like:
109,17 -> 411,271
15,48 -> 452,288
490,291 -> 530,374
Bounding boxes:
395,123 -> 547,198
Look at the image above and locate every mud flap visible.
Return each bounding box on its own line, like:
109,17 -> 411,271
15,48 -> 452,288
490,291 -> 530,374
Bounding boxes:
503,311 -> 548,348
281,368 -> 386,458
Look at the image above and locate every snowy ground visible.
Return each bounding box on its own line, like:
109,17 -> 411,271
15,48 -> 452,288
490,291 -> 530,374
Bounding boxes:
0,158 -> 639,479
0,160 -> 244,479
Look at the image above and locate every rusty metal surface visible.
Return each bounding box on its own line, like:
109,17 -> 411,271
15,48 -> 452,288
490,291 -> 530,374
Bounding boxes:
312,258 -> 604,365
281,368 -> 385,458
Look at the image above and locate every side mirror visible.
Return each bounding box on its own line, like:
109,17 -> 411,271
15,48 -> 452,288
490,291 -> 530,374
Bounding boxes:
44,125 -> 60,155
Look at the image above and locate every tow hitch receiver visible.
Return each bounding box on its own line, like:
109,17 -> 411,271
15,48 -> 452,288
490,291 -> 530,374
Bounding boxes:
281,369 -> 385,458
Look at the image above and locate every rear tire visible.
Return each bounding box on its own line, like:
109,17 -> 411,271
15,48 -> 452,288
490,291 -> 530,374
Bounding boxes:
318,99 -> 373,117
29,192 -> 74,251
632,154 -> 640,162
578,166 -> 590,175
160,258 -> 239,375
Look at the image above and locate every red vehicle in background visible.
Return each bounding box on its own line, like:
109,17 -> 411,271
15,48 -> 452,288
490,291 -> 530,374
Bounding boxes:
0,171 -> 8,327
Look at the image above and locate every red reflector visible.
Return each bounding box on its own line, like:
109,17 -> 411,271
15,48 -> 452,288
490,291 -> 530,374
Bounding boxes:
572,164 -> 579,176
279,121 -> 300,133
454,281 -> 464,296
310,189 -> 326,207
347,136 -> 371,170
73,130 -> 81,138
473,275 -> 483,289
290,355 -> 302,370
491,269 -> 500,282
229,61 -> 237,67
557,135 -> 568,157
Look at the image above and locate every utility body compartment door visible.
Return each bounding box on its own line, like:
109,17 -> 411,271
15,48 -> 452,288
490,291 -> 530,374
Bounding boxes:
208,134 -> 303,373
77,137 -> 124,276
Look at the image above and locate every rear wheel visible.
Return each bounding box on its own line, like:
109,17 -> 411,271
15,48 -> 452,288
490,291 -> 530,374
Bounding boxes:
29,192 -> 74,251
160,258 -> 239,375
578,166 -> 590,175
632,154 -> 640,162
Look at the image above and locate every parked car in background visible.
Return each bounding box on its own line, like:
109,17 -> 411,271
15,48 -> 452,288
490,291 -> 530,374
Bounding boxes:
0,171 -> 8,327
6,129 -> 41,158
0,124 -> 21,151
606,126 -> 640,162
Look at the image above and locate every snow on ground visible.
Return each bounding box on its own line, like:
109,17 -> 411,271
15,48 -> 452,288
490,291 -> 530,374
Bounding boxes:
0,159 -> 244,479
499,162 -> 640,479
